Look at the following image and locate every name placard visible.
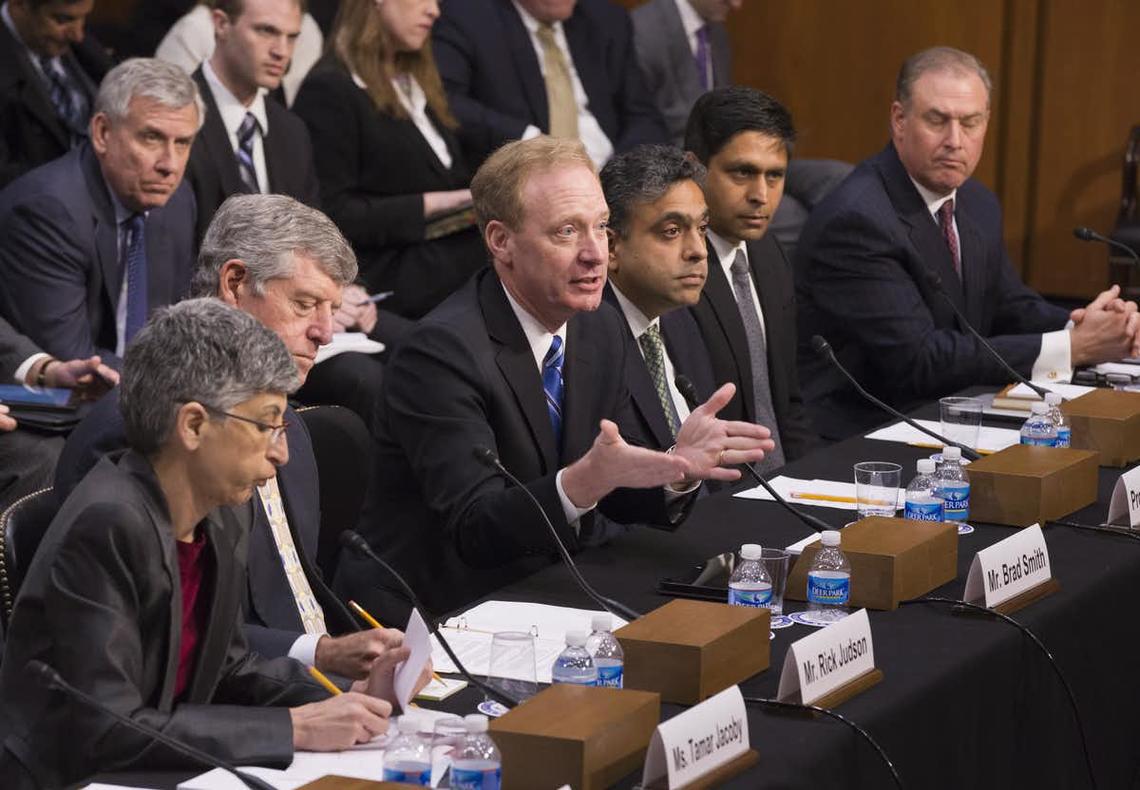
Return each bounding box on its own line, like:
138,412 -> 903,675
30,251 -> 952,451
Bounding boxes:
1106,465 -> 1140,528
641,685 -> 749,789
777,609 -> 875,706
963,523 -> 1052,608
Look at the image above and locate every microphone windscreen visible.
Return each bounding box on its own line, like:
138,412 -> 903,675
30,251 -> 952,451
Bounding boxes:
1073,226 -> 1096,241
810,335 -> 832,357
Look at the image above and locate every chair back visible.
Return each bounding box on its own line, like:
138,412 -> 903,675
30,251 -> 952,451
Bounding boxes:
0,487 -> 58,629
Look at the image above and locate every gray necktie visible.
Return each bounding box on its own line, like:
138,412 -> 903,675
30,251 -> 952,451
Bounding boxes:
638,323 -> 680,439
728,249 -> 785,470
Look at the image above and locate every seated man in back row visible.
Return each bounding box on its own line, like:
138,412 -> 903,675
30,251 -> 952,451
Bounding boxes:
795,46 -> 1140,439
340,136 -> 774,618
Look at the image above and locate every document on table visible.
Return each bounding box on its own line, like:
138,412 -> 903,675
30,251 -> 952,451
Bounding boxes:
864,419 -> 1021,454
431,600 -> 627,685
1009,381 -> 1095,400
313,332 -> 384,365
734,476 -> 904,511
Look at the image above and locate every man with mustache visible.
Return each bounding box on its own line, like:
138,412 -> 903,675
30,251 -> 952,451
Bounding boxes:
795,47 -> 1140,440
0,58 -> 200,368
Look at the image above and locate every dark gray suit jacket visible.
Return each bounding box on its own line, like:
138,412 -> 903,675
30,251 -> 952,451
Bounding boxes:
631,0 -> 730,146
0,144 -> 196,368
0,314 -> 38,382
0,451 -> 326,789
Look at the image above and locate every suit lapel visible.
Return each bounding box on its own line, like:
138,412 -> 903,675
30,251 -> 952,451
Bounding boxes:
185,510 -> 244,703
80,145 -> 123,316
747,237 -> 786,400
701,245 -> 756,421
563,13 -> 605,119
0,25 -> 70,150
602,285 -> 673,449
194,69 -> 247,197
659,0 -> 702,103
562,314 -> 599,463
501,0 -> 548,128
481,273 -> 559,472
708,23 -> 731,87
956,211 -> 989,329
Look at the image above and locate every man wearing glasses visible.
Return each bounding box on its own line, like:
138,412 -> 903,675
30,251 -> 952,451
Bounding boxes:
57,194 -> 404,681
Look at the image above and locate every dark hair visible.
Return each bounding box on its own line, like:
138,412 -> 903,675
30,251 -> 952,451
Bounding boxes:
600,144 -> 705,238
210,0 -> 307,16
684,86 -> 796,164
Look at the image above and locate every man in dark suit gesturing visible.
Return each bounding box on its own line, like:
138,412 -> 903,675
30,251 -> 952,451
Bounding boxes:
0,58 -> 200,368
341,136 -> 772,616
433,0 -> 666,167
795,47 -> 1140,439
686,87 -> 818,471
185,0 -> 320,242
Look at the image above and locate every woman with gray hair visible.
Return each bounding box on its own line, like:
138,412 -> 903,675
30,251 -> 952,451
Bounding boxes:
0,299 -> 422,789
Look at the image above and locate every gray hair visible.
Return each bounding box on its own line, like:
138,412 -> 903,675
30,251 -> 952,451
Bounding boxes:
599,144 -> 706,238
896,47 -> 993,109
120,298 -> 299,455
94,58 -> 206,131
192,194 -> 358,297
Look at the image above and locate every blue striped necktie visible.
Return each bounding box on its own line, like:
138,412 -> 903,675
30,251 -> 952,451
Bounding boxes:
123,214 -> 148,345
38,55 -> 87,141
236,112 -> 261,193
542,335 -> 565,447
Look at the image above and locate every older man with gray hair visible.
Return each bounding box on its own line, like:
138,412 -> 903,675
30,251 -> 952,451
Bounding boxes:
0,57 -> 202,368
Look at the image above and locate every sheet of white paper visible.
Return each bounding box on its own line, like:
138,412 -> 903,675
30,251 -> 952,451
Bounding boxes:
1008,382 -> 1095,400
314,332 -> 385,364
431,627 -> 565,685
1092,362 -> 1140,377
785,532 -> 822,555
735,476 -> 904,511
82,785 -> 161,790
864,419 -> 1020,454
394,608 -> 432,711
178,766 -> 299,790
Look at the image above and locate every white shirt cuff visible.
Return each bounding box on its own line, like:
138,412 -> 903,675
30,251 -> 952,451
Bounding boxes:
521,125 -> 542,140
1031,326 -> 1074,384
13,352 -> 49,385
288,632 -> 325,667
555,467 -> 595,531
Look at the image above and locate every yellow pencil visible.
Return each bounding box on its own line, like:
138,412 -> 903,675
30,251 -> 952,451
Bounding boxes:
350,600 -> 446,684
308,665 -> 342,696
789,492 -> 858,504
910,441 -> 993,455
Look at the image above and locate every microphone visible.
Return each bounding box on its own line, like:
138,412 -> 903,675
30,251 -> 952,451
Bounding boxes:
337,531 -> 519,710
810,336 -> 981,461
471,447 -> 642,621
1074,226 -> 1140,265
27,660 -> 275,790
674,375 -> 830,533
918,269 -> 1051,399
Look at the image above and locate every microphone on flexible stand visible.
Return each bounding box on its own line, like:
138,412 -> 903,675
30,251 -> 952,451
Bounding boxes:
27,660 -> 275,790
337,531 -> 520,710
471,447 -> 642,621
1074,225 -> 1140,266
918,268 -> 1051,400
810,336 -> 982,461
674,374 -> 830,533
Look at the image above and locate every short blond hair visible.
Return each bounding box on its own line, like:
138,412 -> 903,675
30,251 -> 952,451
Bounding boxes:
471,137 -> 596,232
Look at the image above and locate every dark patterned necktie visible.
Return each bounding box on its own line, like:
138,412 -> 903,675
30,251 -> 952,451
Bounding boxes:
38,55 -> 87,140
938,198 -> 960,276
122,214 -> 148,345
542,335 -> 565,447
639,323 -> 680,438
236,112 -> 261,193
694,26 -> 712,91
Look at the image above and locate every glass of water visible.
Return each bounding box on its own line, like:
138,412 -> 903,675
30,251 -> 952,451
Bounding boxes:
485,631 -> 538,706
759,548 -> 790,615
939,396 -> 983,450
853,461 -> 901,518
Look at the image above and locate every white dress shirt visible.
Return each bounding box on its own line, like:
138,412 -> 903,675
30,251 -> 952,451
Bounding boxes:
674,0 -> 706,56
349,71 -> 452,171
203,59 -> 269,193
509,1 -> 615,167
610,284 -> 692,424
910,178 -> 1071,382
709,229 -> 767,344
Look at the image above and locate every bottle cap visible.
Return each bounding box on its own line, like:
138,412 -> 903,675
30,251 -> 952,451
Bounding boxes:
565,630 -> 587,647
464,714 -> 489,733
1044,392 -> 1062,406
397,715 -> 420,733
917,458 -> 935,474
739,543 -> 763,560
820,530 -> 841,547
942,446 -> 961,460
1030,401 -> 1048,414
591,613 -> 612,633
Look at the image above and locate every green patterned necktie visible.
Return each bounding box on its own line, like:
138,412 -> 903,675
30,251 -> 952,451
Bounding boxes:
639,322 -> 681,438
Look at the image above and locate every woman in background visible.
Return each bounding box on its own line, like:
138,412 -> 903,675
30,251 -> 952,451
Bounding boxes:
293,0 -> 485,319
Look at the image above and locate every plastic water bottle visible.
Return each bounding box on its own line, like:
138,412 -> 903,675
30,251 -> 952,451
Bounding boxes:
904,458 -> 944,523
551,631 -> 598,686
727,543 -> 773,608
450,714 -> 502,790
806,530 -> 851,623
1020,401 -> 1058,446
383,715 -> 431,785
585,614 -> 624,688
1045,392 -> 1070,448
935,446 -> 970,524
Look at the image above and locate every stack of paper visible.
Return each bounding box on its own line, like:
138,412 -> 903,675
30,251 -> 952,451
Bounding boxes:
864,419 -> 1020,454
734,476 -> 904,511
991,381 -> 1094,412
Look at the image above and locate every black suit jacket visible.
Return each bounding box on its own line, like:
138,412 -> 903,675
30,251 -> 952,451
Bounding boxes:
0,22 -> 110,189
433,0 -> 667,166
794,142 -> 1072,439
0,144 -> 196,368
602,283 -> 716,450
689,233 -> 817,461
340,269 -> 683,616
186,68 -> 321,243
292,56 -> 485,318
54,394 -> 356,659
0,451 -> 326,789
0,314 -> 39,381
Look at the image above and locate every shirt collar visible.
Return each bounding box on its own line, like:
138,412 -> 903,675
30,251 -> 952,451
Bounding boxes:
202,59 -> 269,136
909,176 -> 956,221
392,73 -> 427,118
501,280 -> 567,372
707,228 -> 747,279
511,0 -> 562,36
674,0 -> 706,40
610,282 -> 657,340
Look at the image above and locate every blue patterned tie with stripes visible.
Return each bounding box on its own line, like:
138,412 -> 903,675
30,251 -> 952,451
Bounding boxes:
236,112 -> 260,193
123,213 -> 148,345
542,335 -> 565,449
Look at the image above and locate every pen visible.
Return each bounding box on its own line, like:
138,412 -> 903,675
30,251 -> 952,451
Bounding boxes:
355,291 -> 394,305
308,665 -> 342,696
349,600 -> 446,684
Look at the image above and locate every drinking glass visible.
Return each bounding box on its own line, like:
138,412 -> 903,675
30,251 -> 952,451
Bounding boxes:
940,396 -> 983,450
853,461 -> 902,518
485,631 -> 538,704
